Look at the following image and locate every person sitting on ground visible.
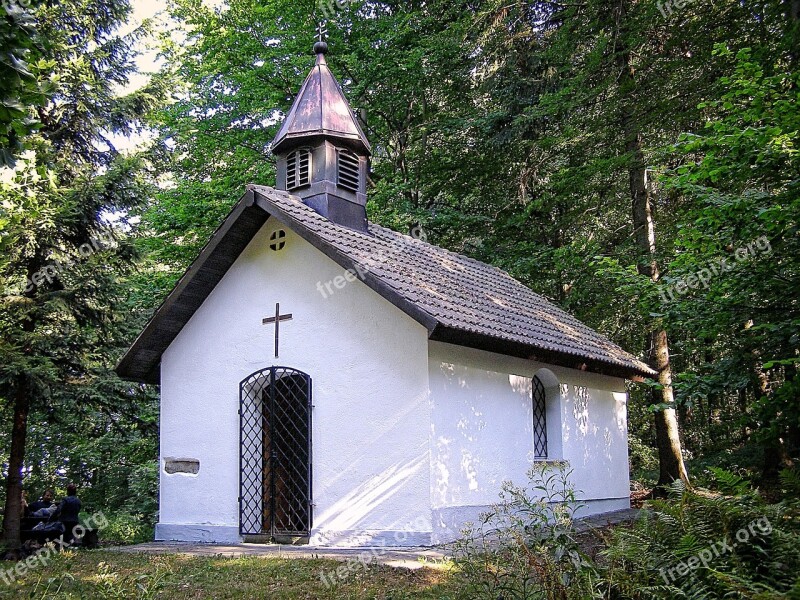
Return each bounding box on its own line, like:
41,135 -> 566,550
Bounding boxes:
51,483 -> 81,542
27,489 -> 54,514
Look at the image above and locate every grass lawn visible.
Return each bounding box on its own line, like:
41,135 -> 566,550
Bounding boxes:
0,550 -> 459,599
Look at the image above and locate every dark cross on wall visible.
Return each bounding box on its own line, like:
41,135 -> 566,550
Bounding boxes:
263,303 -> 293,358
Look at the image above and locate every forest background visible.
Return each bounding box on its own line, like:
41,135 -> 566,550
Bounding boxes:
0,0 -> 797,544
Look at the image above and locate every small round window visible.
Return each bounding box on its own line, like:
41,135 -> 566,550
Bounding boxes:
270,230 -> 286,251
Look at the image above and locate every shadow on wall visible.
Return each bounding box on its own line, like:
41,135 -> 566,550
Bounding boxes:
431,361 -> 628,508
561,382 -> 628,487
431,362 -> 569,507
313,383 -> 431,534
310,362 -> 629,541
320,386 -> 429,493
315,452 -> 429,533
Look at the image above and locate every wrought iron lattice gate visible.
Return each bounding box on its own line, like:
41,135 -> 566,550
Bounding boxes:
240,367 -> 312,538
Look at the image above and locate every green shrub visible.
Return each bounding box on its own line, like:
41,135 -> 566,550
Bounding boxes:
100,512 -> 154,545
451,461 -> 595,599
628,435 -> 659,481
779,467 -> 800,499
451,466 -> 800,599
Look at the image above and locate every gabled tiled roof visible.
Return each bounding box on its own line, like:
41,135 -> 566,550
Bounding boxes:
256,186 -> 654,379
116,185 -> 655,383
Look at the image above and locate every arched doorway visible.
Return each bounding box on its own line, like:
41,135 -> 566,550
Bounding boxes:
240,367 -> 312,539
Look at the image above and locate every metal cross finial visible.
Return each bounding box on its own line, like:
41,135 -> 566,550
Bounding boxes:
316,21 -> 328,42
262,303 -> 293,358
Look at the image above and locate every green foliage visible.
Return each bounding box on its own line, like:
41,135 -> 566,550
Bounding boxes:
142,0 -> 316,272
0,0 -> 54,166
0,0 -> 165,539
465,0 -> 798,485
708,467 -> 752,496
599,483 -> 800,599
100,512 -> 156,546
450,461 -> 800,600
660,43 -> 800,476
778,468 -> 800,500
628,435 -> 660,477
452,462 -> 594,599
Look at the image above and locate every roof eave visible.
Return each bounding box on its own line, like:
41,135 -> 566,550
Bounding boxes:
115,188 -> 270,384
272,130 -> 371,155
428,324 -> 656,381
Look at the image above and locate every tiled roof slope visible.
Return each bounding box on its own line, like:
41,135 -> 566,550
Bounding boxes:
254,186 -> 655,378
116,185 -> 655,383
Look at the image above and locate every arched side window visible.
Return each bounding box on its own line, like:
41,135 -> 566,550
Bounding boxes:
337,149 -> 360,192
286,148 -> 311,190
532,375 -> 548,460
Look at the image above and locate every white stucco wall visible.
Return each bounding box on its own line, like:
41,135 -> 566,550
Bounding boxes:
428,342 -> 631,544
158,218 -> 431,545
156,209 -> 633,548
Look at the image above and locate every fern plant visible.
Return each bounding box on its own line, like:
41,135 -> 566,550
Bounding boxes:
779,468 -> 800,501
708,467 -> 752,496
451,467 -> 799,599
596,474 -> 800,599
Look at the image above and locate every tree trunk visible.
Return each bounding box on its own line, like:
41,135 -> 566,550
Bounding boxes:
626,104 -> 690,490
651,330 -> 690,487
2,378 -> 31,550
3,261 -> 39,550
614,0 -> 689,490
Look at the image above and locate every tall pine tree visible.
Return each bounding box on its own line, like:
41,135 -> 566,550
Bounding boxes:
0,0 -> 165,548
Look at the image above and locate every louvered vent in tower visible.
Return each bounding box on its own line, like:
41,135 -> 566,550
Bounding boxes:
286,149 -> 311,190
337,150 -> 360,192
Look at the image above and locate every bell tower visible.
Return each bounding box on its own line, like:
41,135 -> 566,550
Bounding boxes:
272,41 -> 371,232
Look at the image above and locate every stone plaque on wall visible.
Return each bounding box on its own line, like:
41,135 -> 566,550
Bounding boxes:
164,458 -> 200,475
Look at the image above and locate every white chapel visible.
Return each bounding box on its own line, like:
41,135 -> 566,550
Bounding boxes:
117,41 -> 654,546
